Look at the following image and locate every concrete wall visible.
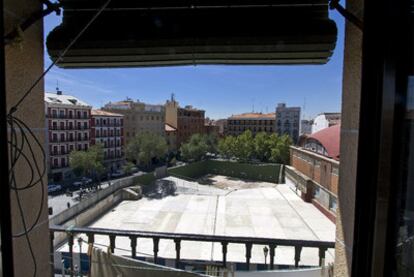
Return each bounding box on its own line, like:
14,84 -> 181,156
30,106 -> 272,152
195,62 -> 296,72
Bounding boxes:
4,1 -> 50,276
334,0 -> 364,275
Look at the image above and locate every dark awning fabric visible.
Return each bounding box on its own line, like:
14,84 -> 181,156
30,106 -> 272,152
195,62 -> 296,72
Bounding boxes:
46,0 -> 337,68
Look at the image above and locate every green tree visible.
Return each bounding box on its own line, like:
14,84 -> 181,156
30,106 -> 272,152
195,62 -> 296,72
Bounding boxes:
180,133 -> 209,161
125,132 -> 168,168
122,161 -> 135,175
268,134 -> 292,164
69,144 -> 105,178
253,132 -> 271,162
218,135 -> 236,158
204,133 -> 219,154
234,130 -> 254,162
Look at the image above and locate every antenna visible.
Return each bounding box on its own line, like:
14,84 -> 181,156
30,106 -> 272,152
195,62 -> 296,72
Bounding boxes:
56,80 -> 59,92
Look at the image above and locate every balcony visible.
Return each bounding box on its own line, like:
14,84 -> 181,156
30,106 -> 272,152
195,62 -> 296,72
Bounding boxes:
48,114 -> 89,119
49,225 -> 335,274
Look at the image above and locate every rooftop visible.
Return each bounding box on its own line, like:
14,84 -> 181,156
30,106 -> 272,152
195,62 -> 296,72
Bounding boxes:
91,109 -> 124,117
229,113 -> 276,120
308,124 -> 341,160
44,92 -> 90,107
165,123 -> 177,132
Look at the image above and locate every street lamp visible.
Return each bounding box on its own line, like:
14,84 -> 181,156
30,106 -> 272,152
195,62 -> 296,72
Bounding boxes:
263,246 -> 269,267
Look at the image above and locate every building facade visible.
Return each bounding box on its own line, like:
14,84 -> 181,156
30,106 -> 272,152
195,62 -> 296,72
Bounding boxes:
311,112 -> 341,134
285,124 -> 340,223
226,113 -> 276,136
165,96 -> 205,147
165,123 -> 177,152
90,110 -> 125,172
103,99 -> 165,145
275,103 -> 301,143
45,91 -> 92,181
300,119 -> 313,135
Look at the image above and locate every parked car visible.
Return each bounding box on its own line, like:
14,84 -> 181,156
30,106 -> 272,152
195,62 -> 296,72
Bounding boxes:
111,170 -> 124,178
80,177 -> 92,184
48,184 -> 62,194
72,181 -> 83,187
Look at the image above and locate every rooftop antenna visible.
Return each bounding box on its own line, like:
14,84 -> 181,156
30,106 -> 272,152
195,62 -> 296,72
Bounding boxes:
302,97 -> 307,119
171,93 -> 175,102
56,80 -> 62,95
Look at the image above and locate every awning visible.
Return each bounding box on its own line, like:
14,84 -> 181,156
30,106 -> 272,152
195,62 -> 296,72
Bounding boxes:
46,0 -> 337,68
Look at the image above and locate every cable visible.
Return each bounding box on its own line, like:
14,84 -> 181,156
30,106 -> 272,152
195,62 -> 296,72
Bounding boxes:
8,0 -> 112,116
6,1 -> 112,276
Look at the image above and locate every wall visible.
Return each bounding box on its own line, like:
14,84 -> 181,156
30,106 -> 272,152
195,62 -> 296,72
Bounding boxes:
4,1 -> 50,276
290,147 -> 339,195
168,160 -> 282,183
288,147 -> 339,222
334,0 -> 364,275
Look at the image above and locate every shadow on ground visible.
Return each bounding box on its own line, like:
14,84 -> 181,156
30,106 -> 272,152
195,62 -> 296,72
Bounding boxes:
142,179 -> 177,199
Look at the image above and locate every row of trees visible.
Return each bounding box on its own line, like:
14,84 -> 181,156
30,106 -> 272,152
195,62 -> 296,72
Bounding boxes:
179,130 -> 292,164
69,130 -> 292,179
218,130 -> 291,164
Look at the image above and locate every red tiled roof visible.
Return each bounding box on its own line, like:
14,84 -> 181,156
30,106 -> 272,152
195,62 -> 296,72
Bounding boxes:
308,124 -> 341,160
229,112 -> 275,119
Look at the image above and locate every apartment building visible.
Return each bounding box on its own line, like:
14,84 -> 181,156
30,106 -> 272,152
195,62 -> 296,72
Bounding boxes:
45,91 -> 92,181
165,95 -> 205,147
285,124 -> 340,223
226,112 -> 276,136
90,110 -> 125,172
311,112 -> 341,133
275,103 -> 301,143
103,99 -> 165,145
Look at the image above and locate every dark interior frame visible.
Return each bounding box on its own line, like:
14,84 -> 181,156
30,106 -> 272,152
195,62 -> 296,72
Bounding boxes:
0,0 -> 15,276
351,0 -> 411,276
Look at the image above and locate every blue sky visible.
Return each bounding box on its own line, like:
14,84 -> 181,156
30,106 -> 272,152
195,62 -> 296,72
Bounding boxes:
43,8 -> 344,120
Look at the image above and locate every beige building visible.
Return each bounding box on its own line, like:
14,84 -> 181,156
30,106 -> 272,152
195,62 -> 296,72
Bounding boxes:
165,95 -> 205,147
226,112 -> 276,136
103,99 -> 165,145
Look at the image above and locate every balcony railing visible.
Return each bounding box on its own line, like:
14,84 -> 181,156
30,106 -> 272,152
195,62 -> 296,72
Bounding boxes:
49,225 -> 335,275
48,114 -> 89,119
50,126 -> 89,131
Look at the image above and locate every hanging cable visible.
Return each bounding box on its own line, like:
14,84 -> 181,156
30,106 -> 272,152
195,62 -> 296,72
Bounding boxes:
329,0 -> 363,31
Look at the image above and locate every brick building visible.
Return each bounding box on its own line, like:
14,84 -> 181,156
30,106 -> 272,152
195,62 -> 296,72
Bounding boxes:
45,91 -> 92,181
226,112 -> 276,136
103,99 -> 165,145
90,110 -> 125,172
285,124 -> 340,223
165,95 -> 205,147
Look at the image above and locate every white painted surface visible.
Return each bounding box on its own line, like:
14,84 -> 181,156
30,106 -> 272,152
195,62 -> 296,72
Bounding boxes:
58,178 -> 335,267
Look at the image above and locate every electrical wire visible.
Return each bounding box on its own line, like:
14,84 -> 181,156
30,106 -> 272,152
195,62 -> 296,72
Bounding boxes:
6,1 -> 112,276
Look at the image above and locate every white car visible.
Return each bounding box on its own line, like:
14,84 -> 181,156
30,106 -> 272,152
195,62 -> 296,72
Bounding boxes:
48,184 -> 62,193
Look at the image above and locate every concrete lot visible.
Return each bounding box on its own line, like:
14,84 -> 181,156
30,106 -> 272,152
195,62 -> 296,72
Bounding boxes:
58,176 -> 335,267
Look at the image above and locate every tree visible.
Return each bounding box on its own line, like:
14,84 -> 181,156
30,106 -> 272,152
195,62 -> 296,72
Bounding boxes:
218,135 -> 236,158
180,133 -> 209,161
122,161 -> 135,175
204,133 -> 219,154
253,132 -> 271,162
125,132 -> 168,168
233,130 -> 254,162
268,134 -> 292,164
69,144 -> 105,178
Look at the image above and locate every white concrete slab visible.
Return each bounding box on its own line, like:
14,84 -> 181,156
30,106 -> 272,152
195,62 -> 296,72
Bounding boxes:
58,176 -> 335,267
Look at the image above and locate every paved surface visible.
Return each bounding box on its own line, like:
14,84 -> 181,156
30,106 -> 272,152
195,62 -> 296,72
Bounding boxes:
58,176 -> 335,267
48,172 -> 143,217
